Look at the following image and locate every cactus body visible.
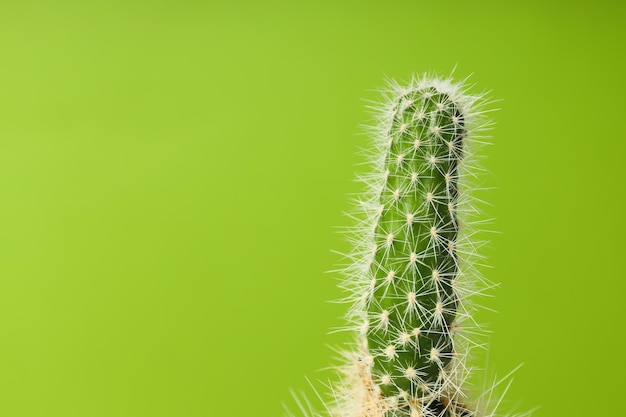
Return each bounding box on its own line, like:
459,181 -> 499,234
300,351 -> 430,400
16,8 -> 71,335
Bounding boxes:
286,75 -> 510,417
364,80 -> 470,416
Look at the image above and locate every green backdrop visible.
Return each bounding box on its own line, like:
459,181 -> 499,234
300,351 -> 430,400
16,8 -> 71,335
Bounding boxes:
0,1 -> 624,416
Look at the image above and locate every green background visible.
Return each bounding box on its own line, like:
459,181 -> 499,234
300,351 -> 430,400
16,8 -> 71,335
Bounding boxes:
0,1 -> 624,416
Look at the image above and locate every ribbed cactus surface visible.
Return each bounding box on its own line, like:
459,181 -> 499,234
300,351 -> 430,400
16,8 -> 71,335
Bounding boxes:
366,86 -> 464,402
286,75 -> 509,417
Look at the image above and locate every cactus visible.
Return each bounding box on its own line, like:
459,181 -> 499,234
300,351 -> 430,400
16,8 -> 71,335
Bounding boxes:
286,74 -> 522,417
364,78 -> 470,416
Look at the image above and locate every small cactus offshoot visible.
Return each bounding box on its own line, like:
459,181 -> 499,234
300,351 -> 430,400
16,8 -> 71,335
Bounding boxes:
286,74 -> 524,417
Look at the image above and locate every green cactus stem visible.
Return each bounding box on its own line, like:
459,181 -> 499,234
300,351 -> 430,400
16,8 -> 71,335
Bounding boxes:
366,85 -> 465,401
285,75 -> 516,417
347,75 -> 490,417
